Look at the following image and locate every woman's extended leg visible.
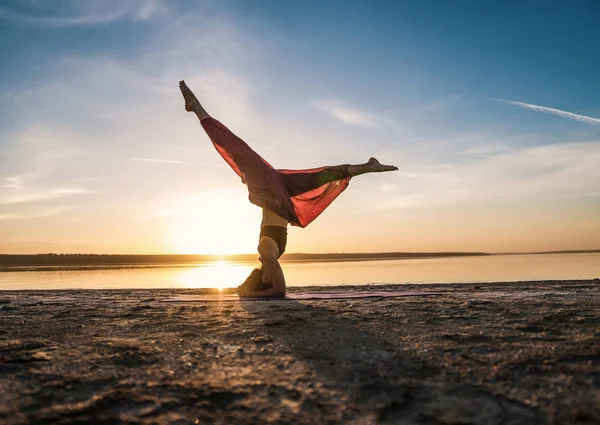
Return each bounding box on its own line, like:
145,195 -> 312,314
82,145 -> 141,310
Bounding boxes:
179,80 -> 296,221
278,158 -> 398,227
179,80 -> 274,175
180,80 -> 210,121
281,158 -> 397,197
348,157 -> 398,176
178,79 -> 274,177
318,158 -> 398,183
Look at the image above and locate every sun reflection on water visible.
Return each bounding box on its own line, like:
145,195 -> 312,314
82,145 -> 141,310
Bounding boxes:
177,261 -> 255,289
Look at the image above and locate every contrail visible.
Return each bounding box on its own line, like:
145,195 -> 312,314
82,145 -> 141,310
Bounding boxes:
130,157 -> 225,167
496,99 -> 600,125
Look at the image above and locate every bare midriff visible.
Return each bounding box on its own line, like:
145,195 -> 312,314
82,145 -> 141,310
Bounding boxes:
261,208 -> 288,228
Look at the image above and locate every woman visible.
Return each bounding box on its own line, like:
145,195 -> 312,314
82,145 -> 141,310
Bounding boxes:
179,80 -> 397,298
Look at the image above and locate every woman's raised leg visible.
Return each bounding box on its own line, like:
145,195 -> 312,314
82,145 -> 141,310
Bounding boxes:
179,80 -> 210,121
178,80 -> 297,220
347,157 -> 398,177
282,158 -> 397,197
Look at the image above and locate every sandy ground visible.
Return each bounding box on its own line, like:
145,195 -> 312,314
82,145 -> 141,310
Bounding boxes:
0,280 -> 598,425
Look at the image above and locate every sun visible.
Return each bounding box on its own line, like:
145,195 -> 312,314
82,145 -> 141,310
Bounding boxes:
170,190 -> 260,255
177,261 -> 255,289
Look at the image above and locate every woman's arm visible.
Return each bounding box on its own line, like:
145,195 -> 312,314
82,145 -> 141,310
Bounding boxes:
258,237 -> 286,295
238,237 -> 286,298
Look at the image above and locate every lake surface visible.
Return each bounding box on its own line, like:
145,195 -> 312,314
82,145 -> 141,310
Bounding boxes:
1,253 -> 599,290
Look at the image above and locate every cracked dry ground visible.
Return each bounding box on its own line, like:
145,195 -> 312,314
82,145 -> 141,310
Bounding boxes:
0,280 -> 598,425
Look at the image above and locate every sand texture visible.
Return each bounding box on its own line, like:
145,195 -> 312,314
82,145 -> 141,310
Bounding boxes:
0,280 -> 599,425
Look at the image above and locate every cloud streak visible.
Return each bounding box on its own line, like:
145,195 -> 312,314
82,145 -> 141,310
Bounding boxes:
496,99 -> 600,125
0,208 -> 72,220
130,157 -> 225,167
0,0 -> 165,26
0,187 -> 92,205
2,175 -> 35,189
312,100 -> 400,130
382,140 -> 600,209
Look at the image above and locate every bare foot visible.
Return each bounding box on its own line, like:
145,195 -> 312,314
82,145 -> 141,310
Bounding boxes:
179,80 -> 200,112
368,157 -> 398,172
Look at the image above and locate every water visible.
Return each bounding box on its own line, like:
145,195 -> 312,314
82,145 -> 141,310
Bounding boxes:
1,253 -> 599,290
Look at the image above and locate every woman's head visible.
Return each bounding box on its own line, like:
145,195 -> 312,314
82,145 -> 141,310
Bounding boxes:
237,267 -> 272,294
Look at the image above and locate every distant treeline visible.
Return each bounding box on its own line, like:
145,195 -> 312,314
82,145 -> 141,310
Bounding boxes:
525,250 -> 600,255
0,252 -> 490,268
1,250 -> 598,269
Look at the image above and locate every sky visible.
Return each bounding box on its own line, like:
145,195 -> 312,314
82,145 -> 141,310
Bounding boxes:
1,0 -> 599,255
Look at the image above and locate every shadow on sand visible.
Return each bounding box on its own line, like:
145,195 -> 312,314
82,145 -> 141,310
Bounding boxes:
240,298 -> 542,425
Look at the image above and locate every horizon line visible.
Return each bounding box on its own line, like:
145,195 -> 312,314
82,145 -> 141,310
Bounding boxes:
2,249 -> 599,257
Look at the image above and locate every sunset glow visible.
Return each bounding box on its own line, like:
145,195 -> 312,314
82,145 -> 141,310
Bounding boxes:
0,1 -> 599,255
170,192 -> 259,255
177,262 -> 254,290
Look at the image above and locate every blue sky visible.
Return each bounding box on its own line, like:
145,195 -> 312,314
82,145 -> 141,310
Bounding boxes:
1,0 -> 599,254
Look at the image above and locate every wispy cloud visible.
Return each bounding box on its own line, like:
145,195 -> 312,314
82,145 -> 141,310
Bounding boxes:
455,144 -> 510,156
0,207 -> 72,220
130,157 -> 225,167
2,174 -> 35,189
381,183 -> 399,193
383,140 -> 600,209
0,0 -> 165,27
0,187 -> 92,205
144,209 -> 179,219
312,100 -> 400,130
67,177 -> 108,184
496,99 -> 600,125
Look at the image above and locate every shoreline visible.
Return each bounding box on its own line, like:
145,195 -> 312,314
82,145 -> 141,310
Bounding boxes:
1,280 -> 598,424
0,278 -> 598,290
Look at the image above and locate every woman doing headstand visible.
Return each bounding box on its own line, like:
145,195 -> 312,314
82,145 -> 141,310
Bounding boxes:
179,80 -> 397,298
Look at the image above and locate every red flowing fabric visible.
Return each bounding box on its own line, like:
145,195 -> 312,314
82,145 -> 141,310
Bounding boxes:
200,118 -> 351,228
